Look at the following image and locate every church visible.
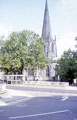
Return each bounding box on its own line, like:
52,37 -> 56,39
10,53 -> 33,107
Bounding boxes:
27,0 -> 57,81
41,0 -> 57,80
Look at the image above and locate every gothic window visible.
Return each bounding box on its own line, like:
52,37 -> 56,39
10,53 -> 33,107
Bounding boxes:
52,42 -> 54,53
46,66 -> 50,77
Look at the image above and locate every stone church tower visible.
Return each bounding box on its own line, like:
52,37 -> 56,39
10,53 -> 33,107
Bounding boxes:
42,0 -> 57,80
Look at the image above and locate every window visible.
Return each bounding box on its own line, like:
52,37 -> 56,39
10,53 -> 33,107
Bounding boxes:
46,66 -> 50,77
52,42 -> 54,53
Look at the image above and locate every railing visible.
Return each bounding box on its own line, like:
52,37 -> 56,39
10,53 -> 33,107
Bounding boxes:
2,74 -> 26,85
0,74 -> 69,87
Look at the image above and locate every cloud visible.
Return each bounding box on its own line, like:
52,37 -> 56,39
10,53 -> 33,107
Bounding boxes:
57,32 -> 77,57
0,24 -> 8,38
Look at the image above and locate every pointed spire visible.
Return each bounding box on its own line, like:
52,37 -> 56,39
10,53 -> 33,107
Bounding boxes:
45,0 -> 48,12
42,0 -> 52,42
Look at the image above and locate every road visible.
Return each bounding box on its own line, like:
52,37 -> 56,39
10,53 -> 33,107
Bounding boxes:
0,86 -> 77,120
7,85 -> 77,95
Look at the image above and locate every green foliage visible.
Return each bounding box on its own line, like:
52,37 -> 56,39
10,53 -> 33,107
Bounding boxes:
55,49 -> 77,84
28,38 -> 49,71
0,30 -> 49,74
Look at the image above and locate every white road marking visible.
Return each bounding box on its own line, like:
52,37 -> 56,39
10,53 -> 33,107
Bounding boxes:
62,96 -> 69,101
16,104 -> 27,108
9,110 -> 69,119
8,97 -> 32,106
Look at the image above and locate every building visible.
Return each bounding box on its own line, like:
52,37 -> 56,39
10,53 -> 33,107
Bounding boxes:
41,0 -> 57,81
27,0 -> 57,81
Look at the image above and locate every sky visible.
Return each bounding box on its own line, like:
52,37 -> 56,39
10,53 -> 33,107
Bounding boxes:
0,0 -> 77,57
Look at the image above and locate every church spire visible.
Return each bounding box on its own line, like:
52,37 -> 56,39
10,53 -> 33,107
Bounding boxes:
42,0 -> 52,60
42,0 -> 52,42
41,0 -> 57,80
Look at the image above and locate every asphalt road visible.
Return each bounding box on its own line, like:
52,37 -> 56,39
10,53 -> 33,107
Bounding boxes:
0,95 -> 77,120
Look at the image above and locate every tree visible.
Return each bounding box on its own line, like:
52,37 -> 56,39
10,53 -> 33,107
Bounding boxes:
0,31 -> 28,74
55,49 -> 77,84
28,37 -> 49,71
0,30 -> 49,74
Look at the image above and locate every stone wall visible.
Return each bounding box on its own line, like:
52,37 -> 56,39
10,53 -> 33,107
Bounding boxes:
24,81 -> 69,87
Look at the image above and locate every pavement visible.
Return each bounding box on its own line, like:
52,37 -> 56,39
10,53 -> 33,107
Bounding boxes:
6,84 -> 77,90
0,84 -> 77,106
0,89 -> 33,106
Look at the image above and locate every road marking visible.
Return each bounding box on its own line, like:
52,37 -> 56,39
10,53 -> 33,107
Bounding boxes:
9,110 -> 69,119
7,97 -> 32,106
62,96 -> 69,101
16,104 -> 27,108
